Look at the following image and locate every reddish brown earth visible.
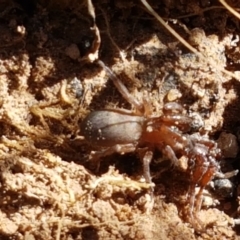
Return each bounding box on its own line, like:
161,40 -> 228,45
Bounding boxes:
0,1 -> 240,239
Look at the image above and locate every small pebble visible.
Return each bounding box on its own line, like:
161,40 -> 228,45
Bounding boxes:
217,132 -> 239,158
65,44 -> 80,60
166,89 -> 182,101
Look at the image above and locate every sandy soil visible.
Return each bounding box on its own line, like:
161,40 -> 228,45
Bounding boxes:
0,0 -> 240,239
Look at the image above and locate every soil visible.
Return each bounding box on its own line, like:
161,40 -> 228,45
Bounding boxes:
0,0 -> 240,239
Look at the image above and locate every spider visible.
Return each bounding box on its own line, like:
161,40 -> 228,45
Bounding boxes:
80,60 -> 236,230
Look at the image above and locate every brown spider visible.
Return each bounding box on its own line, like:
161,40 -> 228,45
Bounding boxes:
80,60 -> 236,230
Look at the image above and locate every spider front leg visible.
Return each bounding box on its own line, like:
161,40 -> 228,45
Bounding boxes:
195,159 -> 218,213
187,145 -> 219,230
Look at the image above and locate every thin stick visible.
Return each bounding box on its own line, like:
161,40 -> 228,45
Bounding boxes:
140,0 -> 239,81
219,0 -> 240,19
140,0 -> 198,54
